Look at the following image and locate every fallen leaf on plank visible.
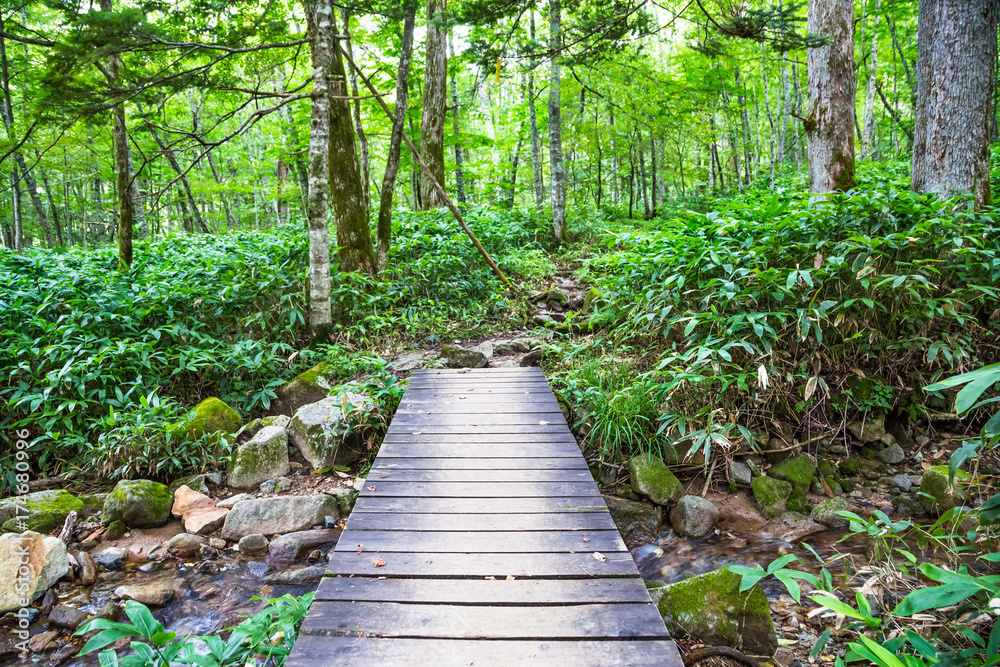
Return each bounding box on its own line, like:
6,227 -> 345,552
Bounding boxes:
367,485 -> 376,492
373,559 -> 386,568
593,552 -> 606,562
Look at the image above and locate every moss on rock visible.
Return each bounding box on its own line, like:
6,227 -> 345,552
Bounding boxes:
919,466 -> 970,516
228,426 -> 291,490
178,397 -> 241,443
751,476 -> 793,519
102,480 -> 173,527
647,568 -> 777,656
629,456 -> 683,505
272,362 -> 340,416
0,490 -> 84,534
768,455 -> 815,491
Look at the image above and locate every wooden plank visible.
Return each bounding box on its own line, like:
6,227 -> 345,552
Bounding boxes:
344,511 -> 618,532
377,447 -> 581,460
315,577 -> 653,604
300,601 -> 670,639
384,425 -> 571,434
403,386 -> 555,393
390,413 -> 566,426
365,468 -> 595,482
335,529 -> 625,553
325,550 -> 635,577
357,481 -> 601,498
369,457 -> 589,470
350,496 -> 607,514
286,636 -> 683,667
395,403 -> 562,414
380,433 -> 576,443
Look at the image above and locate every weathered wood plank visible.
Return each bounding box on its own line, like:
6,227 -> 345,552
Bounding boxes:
395,403 -> 562,414
365,468 -> 594,482
377,445 -> 580,459
325,550 -> 634,577
300,601 -> 670,639
285,636 -> 683,667
352,496 -> 606,513
335,530 -> 625,553
368,457 -> 589,469
344,511 -> 618,532
315,577 -> 653,604
390,413 -> 566,426
380,433 -> 576,443
385,424 -> 571,434
357,481 -> 601,498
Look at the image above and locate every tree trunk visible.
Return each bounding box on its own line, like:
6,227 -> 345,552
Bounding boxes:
376,6 -> 416,272
912,0 -> 998,207
448,31 -> 467,204
148,124 -> 209,233
548,0 -> 567,242
342,10 -> 370,211
507,125 -> 525,207
330,13 -> 376,273
191,103 -> 236,229
419,0 -> 448,209
528,11 -> 545,212
34,156 -> 64,245
862,0 -> 881,159
806,0 -> 857,194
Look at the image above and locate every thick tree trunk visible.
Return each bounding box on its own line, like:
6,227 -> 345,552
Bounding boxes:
528,11 -> 545,212
912,0 -> 998,208
420,0 -> 448,209
304,0 -> 334,337
330,14 -> 376,273
342,10 -> 370,211
448,31 -> 467,204
862,0 -> 881,159
806,0 -> 857,194
376,6 -> 416,272
548,0 -> 567,242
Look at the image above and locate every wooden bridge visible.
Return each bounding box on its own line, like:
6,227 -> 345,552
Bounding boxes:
286,367 -> 683,666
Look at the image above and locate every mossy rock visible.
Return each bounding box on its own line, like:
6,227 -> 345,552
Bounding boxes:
860,447 -> 878,460
228,426 -> 291,491
839,459 -> 862,476
0,490 -> 84,534
817,460 -> 835,478
629,456 -> 683,505
272,362 -> 341,416
918,466 -> 970,516
79,494 -> 107,518
169,473 -> 222,496
768,455 -> 815,491
751,476 -> 793,519
102,480 -> 173,527
105,519 -> 126,540
325,487 -> 359,514
647,568 -> 777,656
604,494 -> 661,548
580,287 -> 602,315
786,486 -> 807,514
177,397 -> 241,443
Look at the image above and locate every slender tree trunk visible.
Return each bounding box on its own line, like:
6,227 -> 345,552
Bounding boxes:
650,135 -> 658,215
735,66 -> 753,185
148,124 -> 209,233
330,11 -> 375,273
862,0 -> 881,159
34,157 -> 63,245
448,30 -> 467,204
376,6 -> 416,271
806,0 -> 857,194
1,22 -> 22,252
912,0 -> 999,208
507,125 -> 525,207
342,10 -> 370,211
548,0 -> 567,242
420,0 -> 448,209
528,11 -> 544,212
191,103 -> 236,228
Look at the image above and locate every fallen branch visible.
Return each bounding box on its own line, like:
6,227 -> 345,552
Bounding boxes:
683,646 -> 763,667
57,511 -> 78,544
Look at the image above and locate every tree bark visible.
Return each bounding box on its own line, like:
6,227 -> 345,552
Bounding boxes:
806,0 -> 857,195
448,31 -> 467,204
191,102 -> 236,229
528,11 -> 545,212
376,5 -> 416,272
912,0 -> 998,208
342,10 -> 370,211
147,124 -> 209,233
862,0 -> 881,159
548,0 -> 567,242
420,0 -> 448,209
34,155 -> 64,245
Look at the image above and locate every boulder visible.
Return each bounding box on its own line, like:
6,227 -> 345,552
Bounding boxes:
751,476 -> 793,519
919,466 -> 970,516
763,512 -> 827,542
729,461 -> 753,486
169,473 -> 222,496
810,497 -> 849,527
439,345 -> 488,369
272,362 -> 341,416
114,582 -> 175,607
217,493 -> 256,509
603,495 -> 661,548
388,351 -> 433,373
847,413 -> 886,444
172,485 -> 216,517
166,533 -> 208,558
238,534 -> 269,556
669,496 -> 719,539
0,532 -> 69,613
48,605 -> 89,631
228,426 -> 291,490
767,455 -> 816,492
102,480 -> 173,527
288,394 -> 373,469
519,349 -> 543,367
325,487 -> 358,514
184,507 -> 229,535
177,397 -> 241,442
221,495 -> 341,540
0,490 -> 83,534
629,456 -> 683,505
877,444 -> 905,465
267,529 -> 340,562
647,568 -> 777,656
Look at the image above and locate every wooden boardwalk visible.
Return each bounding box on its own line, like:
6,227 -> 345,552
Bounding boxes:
286,367 -> 683,666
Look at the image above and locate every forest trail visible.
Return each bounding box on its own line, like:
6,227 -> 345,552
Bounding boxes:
285,367 -> 683,666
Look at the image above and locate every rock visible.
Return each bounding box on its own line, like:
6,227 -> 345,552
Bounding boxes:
847,413 -> 886,444
272,362 -> 344,416
669,496 -> 719,539
767,455 -> 816,492
221,495 -> 341,540
519,349 -> 543,367
325,487 -> 358,513
28,630 -> 60,654
440,344 -> 488,369
217,493 -> 255,509
177,397 -> 241,443
763,512 -> 827,542
893,473 -> 912,492
77,551 -> 97,585
265,565 -> 332,584
647,568 -> 777,656
919,466 -> 970,516
172,485 -> 216,517
228,426 -> 291,490
102,480 -> 173,527
198,545 -> 219,560
238,534 -> 269,556
49,644 -> 78,666
267,529 -> 340,562
166,533 -> 208,558
168,473 -> 221,496
0,532 -> 69,613
810,497 -> 849,527
828,443 -> 848,455
388,351 -> 433,373
728,462 -> 753,485
878,444 -> 905,465
114,582 -> 175,607
603,495 -> 661,548
105,519 -> 126,540
751,476 -> 793,519
353,477 -> 366,492
47,605 -> 89,630
629,456 -> 683,505
93,549 -> 124,571
0,490 -> 84,534
184,507 -> 229,535
288,394 -> 373,469
259,480 -> 277,494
